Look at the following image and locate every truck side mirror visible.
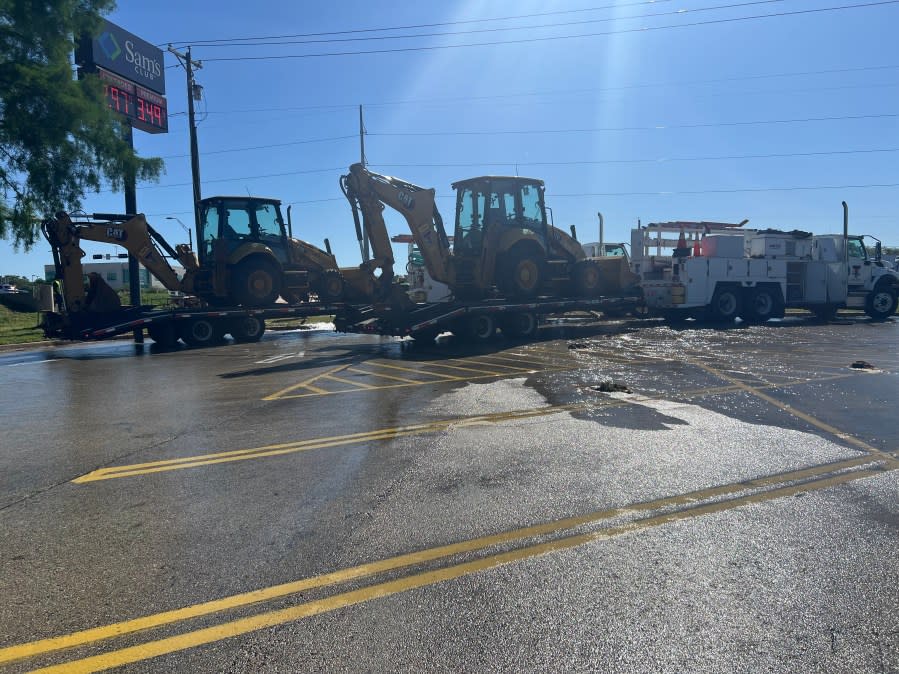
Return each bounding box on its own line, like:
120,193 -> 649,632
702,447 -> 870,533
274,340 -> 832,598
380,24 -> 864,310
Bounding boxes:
875,241 -> 882,261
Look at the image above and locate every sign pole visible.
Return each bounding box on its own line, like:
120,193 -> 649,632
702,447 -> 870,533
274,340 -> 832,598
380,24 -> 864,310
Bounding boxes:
123,121 -> 143,343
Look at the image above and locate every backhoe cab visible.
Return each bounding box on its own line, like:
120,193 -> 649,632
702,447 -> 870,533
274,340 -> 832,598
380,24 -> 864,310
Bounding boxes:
196,196 -> 346,306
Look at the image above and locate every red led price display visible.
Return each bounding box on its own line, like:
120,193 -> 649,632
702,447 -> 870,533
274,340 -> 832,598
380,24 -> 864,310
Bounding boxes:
99,68 -> 168,134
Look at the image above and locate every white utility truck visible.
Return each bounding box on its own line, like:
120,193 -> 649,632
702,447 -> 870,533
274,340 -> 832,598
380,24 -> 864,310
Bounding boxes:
631,203 -> 899,322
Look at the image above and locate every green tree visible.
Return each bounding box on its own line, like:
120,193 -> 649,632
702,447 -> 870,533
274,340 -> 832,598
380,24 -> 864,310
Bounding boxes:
0,1 -> 163,249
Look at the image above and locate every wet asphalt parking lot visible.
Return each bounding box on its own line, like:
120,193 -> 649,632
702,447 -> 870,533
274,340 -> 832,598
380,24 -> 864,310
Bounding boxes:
0,314 -> 896,673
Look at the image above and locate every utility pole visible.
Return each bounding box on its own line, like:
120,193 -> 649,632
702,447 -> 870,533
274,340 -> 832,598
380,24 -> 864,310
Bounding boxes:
168,45 -> 204,237
359,104 -> 367,167
359,104 -> 369,260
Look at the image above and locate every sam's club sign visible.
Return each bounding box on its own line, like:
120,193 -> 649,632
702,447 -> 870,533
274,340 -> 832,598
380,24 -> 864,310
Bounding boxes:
81,20 -> 165,95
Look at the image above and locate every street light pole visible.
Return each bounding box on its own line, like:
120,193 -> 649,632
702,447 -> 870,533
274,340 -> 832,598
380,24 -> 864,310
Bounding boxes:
166,216 -> 193,251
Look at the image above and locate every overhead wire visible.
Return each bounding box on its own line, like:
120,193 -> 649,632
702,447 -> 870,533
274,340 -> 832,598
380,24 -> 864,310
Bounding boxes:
197,2 -> 899,62
174,0 -> 785,48
165,0 -> 677,46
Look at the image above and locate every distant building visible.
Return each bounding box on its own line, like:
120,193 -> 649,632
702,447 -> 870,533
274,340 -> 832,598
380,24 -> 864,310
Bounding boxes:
43,261 -> 183,291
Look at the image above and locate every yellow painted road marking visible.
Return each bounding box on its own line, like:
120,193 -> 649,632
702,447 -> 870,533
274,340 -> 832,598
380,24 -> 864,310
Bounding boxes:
688,360 -> 898,467
418,361 -> 502,375
72,405 -> 578,482
360,361 -> 457,379
453,356 -> 539,371
323,374 -> 377,389
78,372 -> 865,481
12,456 -> 879,666
345,367 -> 421,384
24,467 -> 884,674
262,365 -> 351,401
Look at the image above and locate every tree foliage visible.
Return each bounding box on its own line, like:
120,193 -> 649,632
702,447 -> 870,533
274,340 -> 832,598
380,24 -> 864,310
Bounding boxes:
0,0 -> 163,250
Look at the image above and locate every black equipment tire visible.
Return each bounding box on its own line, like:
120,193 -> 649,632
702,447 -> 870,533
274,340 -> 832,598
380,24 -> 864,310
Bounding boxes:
501,312 -> 539,340
230,316 -> 266,343
709,285 -> 742,322
572,260 -> 602,297
743,286 -> 783,323
232,257 -> 281,307
498,250 -> 544,299
864,286 -> 898,320
316,269 -> 345,302
180,318 -> 220,347
458,314 -> 497,342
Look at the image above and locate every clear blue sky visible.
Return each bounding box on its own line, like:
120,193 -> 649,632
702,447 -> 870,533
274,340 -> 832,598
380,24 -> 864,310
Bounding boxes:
2,0 -> 898,279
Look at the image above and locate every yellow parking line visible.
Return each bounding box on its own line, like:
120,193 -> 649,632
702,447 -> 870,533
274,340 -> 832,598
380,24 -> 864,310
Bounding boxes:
364,361 -> 458,380
464,353 -> 547,368
323,374 -> 377,389
22,466 -> 883,673
419,361 -> 501,375
262,365 -> 351,401
346,367 -> 421,384
450,357 -> 534,372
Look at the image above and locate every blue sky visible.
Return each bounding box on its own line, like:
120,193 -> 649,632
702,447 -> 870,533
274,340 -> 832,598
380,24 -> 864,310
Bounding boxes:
2,0 -> 898,279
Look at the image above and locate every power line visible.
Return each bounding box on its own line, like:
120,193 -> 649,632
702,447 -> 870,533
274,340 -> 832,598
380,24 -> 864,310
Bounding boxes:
160,135 -> 356,159
285,183 -> 899,205
177,0 -> 783,48
165,0 -> 676,46
200,2 -> 899,62
369,113 -> 899,137
137,146 -> 899,192
371,147 -> 899,169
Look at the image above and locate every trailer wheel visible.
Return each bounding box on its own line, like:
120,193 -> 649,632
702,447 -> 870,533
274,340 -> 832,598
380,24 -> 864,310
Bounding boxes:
743,286 -> 784,323
864,286 -> 898,321
572,261 -> 602,297
180,318 -> 221,347
458,314 -> 497,342
498,250 -> 544,298
709,285 -> 742,323
316,269 -> 345,302
147,322 -> 178,349
233,257 -> 281,307
230,316 -> 266,343
501,312 -> 539,340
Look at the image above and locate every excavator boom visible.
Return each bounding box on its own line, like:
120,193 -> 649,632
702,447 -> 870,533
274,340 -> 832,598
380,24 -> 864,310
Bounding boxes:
42,211 -> 195,313
341,163 -> 452,285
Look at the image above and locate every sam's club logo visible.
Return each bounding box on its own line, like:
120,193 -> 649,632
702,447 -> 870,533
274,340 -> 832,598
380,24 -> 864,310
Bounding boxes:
98,31 -> 121,60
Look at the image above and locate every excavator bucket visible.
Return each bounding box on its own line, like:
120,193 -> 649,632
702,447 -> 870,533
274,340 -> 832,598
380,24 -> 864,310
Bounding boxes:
593,256 -> 640,296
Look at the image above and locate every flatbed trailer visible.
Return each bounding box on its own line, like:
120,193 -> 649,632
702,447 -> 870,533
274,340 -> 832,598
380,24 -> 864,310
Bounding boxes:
334,295 -> 641,342
41,302 -> 345,348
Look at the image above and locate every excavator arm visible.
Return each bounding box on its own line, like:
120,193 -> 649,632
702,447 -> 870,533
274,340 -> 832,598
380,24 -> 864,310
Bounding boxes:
341,163 -> 453,285
42,211 -> 197,313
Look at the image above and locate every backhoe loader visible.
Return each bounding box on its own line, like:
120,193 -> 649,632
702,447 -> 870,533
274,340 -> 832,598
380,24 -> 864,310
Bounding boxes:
42,196 -> 391,315
340,163 -> 637,300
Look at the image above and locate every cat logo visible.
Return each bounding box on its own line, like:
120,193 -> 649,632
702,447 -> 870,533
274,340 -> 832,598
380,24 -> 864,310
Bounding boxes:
106,227 -> 127,242
397,190 -> 415,210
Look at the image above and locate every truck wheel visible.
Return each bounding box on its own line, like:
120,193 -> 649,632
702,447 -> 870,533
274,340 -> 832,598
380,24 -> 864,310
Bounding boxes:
709,286 -> 742,323
317,269 -> 345,302
743,286 -> 783,323
230,316 -> 266,343
147,322 -> 178,349
180,318 -> 221,347
233,258 -> 281,307
501,312 -> 539,340
864,286 -> 898,320
499,251 -> 544,298
458,314 -> 496,342
572,261 -> 601,297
